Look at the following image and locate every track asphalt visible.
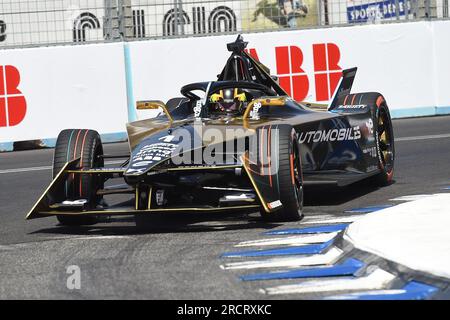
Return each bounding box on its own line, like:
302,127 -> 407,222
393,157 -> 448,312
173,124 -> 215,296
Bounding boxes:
0,115 -> 449,299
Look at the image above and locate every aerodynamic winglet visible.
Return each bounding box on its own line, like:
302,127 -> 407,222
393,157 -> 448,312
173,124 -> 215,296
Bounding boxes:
328,67 -> 358,110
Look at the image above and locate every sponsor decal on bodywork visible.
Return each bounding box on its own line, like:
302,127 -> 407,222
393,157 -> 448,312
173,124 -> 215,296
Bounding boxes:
365,118 -> 374,134
366,165 -> 379,172
126,142 -> 178,174
298,126 -> 361,144
362,146 -> 377,158
131,142 -> 178,165
337,104 -> 367,109
249,102 -> 262,120
267,200 -> 282,209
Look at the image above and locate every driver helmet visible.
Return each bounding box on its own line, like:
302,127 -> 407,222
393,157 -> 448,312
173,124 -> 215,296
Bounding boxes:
209,88 -> 247,114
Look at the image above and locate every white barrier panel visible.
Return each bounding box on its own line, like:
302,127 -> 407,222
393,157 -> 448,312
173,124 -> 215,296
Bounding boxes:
128,21 -> 441,118
1,20 -> 450,149
430,20 -> 450,116
0,42 -> 128,144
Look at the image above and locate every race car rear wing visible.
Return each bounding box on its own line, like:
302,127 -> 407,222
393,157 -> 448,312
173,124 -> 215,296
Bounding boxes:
328,67 -> 358,110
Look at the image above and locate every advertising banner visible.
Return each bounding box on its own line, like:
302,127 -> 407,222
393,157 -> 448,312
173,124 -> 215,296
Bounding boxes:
128,21 -> 435,118
242,0 -> 318,30
347,0 -> 412,24
0,42 -> 128,144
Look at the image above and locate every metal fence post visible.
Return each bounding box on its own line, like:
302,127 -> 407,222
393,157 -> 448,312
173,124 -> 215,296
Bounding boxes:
395,0 -> 400,20
322,0 -> 329,25
173,0 -> 186,36
119,0 -> 134,40
104,0 -> 121,40
178,0 -> 185,35
317,0 -> 323,26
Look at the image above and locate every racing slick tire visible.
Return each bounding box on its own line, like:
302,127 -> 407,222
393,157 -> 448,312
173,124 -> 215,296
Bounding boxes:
259,125 -> 304,222
53,129 -> 104,226
337,92 -> 395,186
372,96 -> 395,186
342,93 -> 395,186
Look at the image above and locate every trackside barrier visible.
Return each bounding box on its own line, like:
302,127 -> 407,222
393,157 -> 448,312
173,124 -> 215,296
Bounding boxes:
1,20 -> 450,152
127,20 -> 447,119
0,42 -> 129,151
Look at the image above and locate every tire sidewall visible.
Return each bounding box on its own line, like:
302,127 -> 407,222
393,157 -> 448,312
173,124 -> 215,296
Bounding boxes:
260,125 -> 303,221
374,100 -> 395,184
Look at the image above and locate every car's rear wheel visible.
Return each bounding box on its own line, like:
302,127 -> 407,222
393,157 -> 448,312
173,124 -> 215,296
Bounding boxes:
53,129 -> 104,226
259,125 -> 304,222
373,98 -> 395,185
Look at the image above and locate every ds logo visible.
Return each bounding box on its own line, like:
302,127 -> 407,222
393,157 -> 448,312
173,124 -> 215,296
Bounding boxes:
247,43 -> 343,102
0,65 -> 27,127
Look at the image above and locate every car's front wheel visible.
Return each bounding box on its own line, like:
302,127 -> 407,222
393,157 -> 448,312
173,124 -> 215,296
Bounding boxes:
53,129 -> 104,226
259,125 -> 304,222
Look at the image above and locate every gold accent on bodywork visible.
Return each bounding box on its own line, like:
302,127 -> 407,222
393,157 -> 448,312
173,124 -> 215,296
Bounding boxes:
126,119 -> 171,150
136,100 -> 174,123
303,102 -> 328,111
147,187 -> 152,209
243,97 -> 287,120
135,186 -> 139,210
26,158 -> 80,220
166,164 -> 242,171
240,153 -> 271,213
37,204 -> 261,216
381,131 -> 387,144
66,169 -> 125,174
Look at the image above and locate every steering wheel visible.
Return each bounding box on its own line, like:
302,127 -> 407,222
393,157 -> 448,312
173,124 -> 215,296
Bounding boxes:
180,81 -> 277,101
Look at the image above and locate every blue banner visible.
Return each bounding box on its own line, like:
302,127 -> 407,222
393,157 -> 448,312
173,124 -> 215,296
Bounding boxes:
347,0 -> 411,23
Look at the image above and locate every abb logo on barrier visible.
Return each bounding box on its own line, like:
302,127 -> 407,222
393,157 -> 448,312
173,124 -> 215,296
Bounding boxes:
0,65 -> 27,127
247,43 -> 342,102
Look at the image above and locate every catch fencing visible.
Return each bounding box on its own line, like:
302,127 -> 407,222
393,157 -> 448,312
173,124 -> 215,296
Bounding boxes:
0,0 -> 447,48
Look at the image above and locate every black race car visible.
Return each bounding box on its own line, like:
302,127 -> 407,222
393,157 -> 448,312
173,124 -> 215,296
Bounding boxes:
27,35 -> 395,226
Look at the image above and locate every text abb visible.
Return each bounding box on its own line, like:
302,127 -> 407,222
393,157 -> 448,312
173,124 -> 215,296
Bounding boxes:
0,65 -> 26,127
247,43 -> 342,102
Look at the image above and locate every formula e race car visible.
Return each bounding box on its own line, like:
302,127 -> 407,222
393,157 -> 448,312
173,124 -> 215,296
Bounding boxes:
27,35 -> 395,226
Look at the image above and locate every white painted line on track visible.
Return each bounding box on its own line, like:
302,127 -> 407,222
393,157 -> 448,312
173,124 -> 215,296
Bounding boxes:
0,160 -> 125,175
302,214 -> 338,222
0,165 -> 51,174
389,194 -> 444,201
0,245 -> 19,251
68,235 -> 131,241
396,133 -> 450,142
261,267 -> 395,295
325,289 -> 408,299
302,216 -> 362,225
220,247 -> 343,270
235,233 -> 338,248
0,236 -> 131,249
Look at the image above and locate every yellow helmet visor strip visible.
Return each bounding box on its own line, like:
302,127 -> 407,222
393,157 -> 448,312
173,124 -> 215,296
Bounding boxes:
210,89 -> 247,103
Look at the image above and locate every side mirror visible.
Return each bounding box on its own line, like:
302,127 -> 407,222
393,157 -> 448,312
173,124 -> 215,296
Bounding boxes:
136,100 -> 166,110
136,100 -> 173,122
